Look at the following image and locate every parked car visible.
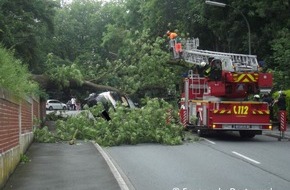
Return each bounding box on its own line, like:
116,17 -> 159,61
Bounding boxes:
46,99 -> 67,110
84,91 -> 136,120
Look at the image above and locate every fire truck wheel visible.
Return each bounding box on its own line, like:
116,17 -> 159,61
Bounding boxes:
239,131 -> 256,138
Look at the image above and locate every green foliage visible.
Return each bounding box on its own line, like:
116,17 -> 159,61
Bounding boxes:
45,53 -> 84,88
102,29 -> 182,98
55,111 -> 96,141
34,126 -> 57,143
94,98 -> 183,146
0,45 -> 39,97
269,28 -> 290,90
2,0 -> 290,99
52,0 -> 105,62
34,98 -> 184,146
0,0 -> 59,71
271,70 -> 290,92
20,154 -> 30,164
48,0 -> 290,95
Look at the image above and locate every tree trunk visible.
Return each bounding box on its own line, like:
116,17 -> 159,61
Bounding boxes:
32,74 -> 123,94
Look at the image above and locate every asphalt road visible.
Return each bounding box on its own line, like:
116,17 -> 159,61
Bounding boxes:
105,132 -> 290,190
46,110 -> 95,120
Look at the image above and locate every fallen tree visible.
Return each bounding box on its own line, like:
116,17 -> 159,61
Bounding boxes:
32,74 -> 123,95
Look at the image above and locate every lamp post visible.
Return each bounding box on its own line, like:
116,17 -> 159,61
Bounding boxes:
205,0 -> 251,55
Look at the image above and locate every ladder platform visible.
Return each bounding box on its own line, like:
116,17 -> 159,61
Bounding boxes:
180,38 -> 259,72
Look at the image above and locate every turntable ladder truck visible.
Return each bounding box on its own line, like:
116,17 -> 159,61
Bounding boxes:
178,38 -> 273,138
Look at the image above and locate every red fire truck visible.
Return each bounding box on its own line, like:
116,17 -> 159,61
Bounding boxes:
178,38 -> 273,138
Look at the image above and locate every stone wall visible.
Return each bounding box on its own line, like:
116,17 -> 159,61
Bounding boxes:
0,88 -> 41,189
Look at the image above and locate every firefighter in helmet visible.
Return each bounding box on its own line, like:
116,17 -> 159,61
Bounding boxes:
167,30 -> 177,40
275,91 -> 287,111
196,61 -> 207,77
262,93 -> 274,120
167,30 -> 182,59
274,91 -> 287,131
254,94 -> 260,101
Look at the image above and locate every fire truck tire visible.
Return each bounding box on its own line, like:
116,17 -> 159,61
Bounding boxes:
239,131 -> 256,138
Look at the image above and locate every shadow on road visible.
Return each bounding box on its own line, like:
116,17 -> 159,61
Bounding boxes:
194,131 -> 265,142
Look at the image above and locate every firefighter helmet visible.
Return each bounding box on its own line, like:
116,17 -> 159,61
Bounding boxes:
200,61 -> 207,67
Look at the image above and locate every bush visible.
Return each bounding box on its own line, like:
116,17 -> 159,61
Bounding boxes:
34,126 -> 57,143
0,45 -> 39,97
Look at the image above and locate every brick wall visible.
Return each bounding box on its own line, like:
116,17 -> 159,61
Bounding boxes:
21,100 -> 33,134
0,88 -> 41,188
33,99 -> 40,123
0,99 -> 19,153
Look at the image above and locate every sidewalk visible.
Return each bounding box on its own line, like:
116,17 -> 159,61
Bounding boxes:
3,141 -> 121,190
263,124 -> 290,141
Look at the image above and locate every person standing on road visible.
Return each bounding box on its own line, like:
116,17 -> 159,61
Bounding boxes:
262,93 -> 274,120
71,97 -> 76,110
276,91 -> 287,111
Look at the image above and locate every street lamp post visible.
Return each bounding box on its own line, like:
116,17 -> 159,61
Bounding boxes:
205,0 -> 251,55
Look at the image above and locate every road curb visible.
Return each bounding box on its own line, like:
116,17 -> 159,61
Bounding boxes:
264,132 -> 290,141
93,142 -> 130,190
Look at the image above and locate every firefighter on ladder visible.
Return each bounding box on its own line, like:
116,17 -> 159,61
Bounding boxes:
167,30 -> 182,59
196,58 -> 212,77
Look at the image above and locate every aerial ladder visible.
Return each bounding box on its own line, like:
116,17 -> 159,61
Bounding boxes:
182,38 -> 259,72
172,38 -> 259,72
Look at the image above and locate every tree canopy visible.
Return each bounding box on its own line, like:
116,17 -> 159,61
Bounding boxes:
0,0 -> 289,101
0,0 -> 58,72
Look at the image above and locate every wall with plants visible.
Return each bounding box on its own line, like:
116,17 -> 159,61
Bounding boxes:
0,89 -> 41,189
0,44 -> 41,189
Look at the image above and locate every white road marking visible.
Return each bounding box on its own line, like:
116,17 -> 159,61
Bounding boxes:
202,138 -> 216,144
93,142 -> 130,190
232,151 -> 261,164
